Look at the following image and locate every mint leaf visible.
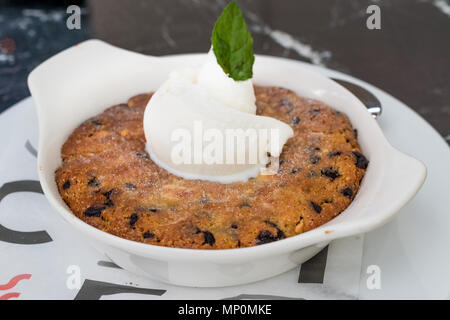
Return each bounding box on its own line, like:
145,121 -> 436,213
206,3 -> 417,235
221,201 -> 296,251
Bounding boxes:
211,1 -> 254,81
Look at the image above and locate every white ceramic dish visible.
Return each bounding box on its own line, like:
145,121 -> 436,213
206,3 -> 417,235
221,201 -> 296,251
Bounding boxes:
28,40 -> 426,287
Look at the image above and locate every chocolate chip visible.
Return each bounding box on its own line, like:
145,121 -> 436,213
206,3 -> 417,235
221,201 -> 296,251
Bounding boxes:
353,129 -> 358,138
194,226 -> 201,234
310,201 -> 322,214
291,117 -> 300,125
321,167 -> 341,181
291,167 -> 302,174
239,201 -> 251,208
264,221 -> 286,240
277,229 -> 286,239
129,213 -> 138,227
353,152 -> 369,169
125,183 -> 136,191
84,206 -> 105,217
62,180 -> 71,190
256,230 -> 278,245
136,152 -> 150,159
103,189 -> 114,199
231,224 -> 238,229
309,155 -> 321,164
143,231 -> 155,239
328,151 -> 341,158
341,187 -> 353,198
280,99 -> 293,113
102,190 -> 115,207
202,231 -> 215,246
309,146 -> 321,151
91,120 -> 102,126
280,98 -> 293,107
309,109 -> 320,115
88,178 -> 100,187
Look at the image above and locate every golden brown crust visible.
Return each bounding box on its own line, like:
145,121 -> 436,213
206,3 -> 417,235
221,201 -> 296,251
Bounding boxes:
55,86 -> 368,249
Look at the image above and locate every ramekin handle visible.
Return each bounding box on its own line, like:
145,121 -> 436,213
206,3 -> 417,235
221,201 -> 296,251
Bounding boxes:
353,146 -> 427,232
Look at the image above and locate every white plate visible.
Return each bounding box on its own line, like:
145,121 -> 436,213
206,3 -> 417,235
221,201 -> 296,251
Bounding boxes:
1,61 -> 448,297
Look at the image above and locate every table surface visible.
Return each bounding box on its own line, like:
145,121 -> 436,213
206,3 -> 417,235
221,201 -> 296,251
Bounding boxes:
0,0 -> 449,144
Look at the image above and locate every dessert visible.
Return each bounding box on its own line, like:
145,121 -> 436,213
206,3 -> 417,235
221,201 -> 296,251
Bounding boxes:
55,86 -> 368,249
54,2 -> 368,249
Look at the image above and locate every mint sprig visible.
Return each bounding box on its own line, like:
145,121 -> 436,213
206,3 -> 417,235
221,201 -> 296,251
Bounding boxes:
211,1 -> 254,81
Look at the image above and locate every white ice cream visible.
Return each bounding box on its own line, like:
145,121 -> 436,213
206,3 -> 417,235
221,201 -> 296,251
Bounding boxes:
197,50 -> 256,114
143,49 -> 293,183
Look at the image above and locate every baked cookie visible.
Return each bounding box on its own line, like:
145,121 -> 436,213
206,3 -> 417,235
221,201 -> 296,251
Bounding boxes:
55,86 -> 368,249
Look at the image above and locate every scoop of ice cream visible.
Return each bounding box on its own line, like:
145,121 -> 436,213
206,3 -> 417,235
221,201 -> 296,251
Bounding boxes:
143,51 -> 293,183
197,49 -> 256,114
